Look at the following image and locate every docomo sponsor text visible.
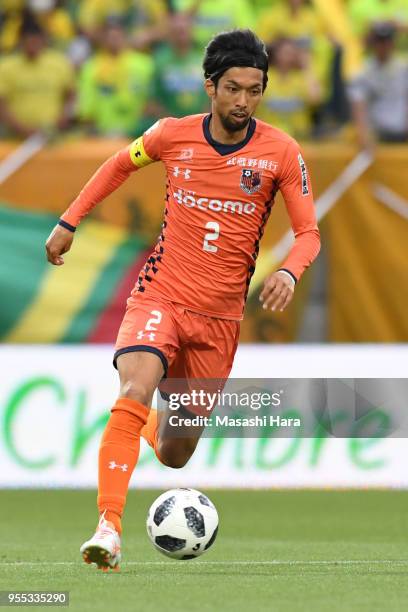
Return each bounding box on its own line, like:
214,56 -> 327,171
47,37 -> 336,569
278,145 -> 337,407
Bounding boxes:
173,188 -> 256,215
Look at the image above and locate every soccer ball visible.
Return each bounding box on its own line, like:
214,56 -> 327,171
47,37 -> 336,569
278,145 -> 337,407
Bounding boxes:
146,488 -> 219,560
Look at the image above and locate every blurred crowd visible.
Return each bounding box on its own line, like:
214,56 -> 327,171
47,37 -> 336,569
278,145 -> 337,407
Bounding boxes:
0,0 -> 407,147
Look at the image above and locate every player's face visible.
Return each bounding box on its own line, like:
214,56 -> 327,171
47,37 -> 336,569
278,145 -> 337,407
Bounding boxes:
206,67 -> 264,133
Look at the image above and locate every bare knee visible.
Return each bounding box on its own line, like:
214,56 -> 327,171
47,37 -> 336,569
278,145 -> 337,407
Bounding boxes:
157,439 -> 197,469
120,380 -> 152,407
117,351 -> 164,407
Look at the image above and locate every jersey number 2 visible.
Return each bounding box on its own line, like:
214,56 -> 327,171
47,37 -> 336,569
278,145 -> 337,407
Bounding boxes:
203,221 -> 220,253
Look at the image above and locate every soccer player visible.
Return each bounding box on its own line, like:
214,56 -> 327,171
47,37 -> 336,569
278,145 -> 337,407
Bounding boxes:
46,29 -> 320,571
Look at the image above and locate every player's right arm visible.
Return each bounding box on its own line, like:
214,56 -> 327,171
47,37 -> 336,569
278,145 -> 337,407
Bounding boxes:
259,138 -> 320,311
45,120 -> 164,265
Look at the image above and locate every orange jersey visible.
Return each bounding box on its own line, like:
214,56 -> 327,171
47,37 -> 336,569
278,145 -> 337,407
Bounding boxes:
61,113 -> 320,320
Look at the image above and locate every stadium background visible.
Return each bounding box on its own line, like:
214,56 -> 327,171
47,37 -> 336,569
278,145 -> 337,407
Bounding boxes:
0,0 -> 408,512
1,3 -> 408,611
0,0 -> 408,491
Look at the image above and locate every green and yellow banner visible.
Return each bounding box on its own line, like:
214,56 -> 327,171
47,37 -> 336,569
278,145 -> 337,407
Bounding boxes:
1,141 -> 407,343
0,203 -> 149,343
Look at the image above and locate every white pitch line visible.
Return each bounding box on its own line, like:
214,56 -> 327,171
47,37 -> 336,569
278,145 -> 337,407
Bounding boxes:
1,560 -> 407,567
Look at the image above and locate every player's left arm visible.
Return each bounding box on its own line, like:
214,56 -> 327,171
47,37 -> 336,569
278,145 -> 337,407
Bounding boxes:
260,140 -> 321,312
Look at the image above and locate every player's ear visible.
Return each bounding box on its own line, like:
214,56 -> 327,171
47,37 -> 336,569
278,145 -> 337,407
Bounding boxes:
204,78 -> 216,99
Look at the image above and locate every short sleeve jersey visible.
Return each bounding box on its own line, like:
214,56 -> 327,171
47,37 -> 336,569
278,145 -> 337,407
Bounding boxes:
128,114 -> 318,320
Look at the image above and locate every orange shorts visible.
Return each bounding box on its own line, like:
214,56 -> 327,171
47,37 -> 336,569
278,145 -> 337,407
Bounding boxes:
114,294 -> 240,381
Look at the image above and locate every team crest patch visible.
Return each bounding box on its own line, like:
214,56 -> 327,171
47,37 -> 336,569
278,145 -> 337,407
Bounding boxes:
240,168 -> 262,195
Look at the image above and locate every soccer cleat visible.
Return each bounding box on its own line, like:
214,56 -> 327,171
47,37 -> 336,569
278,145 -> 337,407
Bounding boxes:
80,511 -> 121,570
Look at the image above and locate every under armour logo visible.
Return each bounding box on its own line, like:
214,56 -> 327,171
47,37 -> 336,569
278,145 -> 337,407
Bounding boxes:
109,461 -> 128,472
136,331 -> 156,341
173,166 -> 191,180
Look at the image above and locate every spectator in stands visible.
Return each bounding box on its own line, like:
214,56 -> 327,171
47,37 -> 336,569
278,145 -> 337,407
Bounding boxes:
0,1 -> 75,53
78,0 -> 134,36
78,0 -> 168,50
149,12 -> 208,118
256,0 -> 323,48
129,0 -> 169,51
78,18 -> 153,137
257,38 -> 321,139
348,0 -> 408,38
26,1 -> 75,48
0,18 -> 75,138
348,23 -> 408,148
172,0 -> 255,49
0,1 -> 24,52
255,0 -> 332,118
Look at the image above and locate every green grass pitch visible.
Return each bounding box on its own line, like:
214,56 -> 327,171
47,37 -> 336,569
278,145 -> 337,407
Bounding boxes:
0,490 -> 408,611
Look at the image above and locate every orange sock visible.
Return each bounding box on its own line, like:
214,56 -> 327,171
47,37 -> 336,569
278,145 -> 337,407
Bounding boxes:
140,408 -> 163,462
140,408 -> 158,448
97,397 -> 149,535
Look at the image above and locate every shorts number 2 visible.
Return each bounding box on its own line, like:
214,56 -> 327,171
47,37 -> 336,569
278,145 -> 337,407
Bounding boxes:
146,310 -> 162,331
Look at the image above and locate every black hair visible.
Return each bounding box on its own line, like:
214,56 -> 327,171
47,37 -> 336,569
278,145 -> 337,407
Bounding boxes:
203,29 -> 269,91
19,11 -> 45,39
368,21 -> 397,44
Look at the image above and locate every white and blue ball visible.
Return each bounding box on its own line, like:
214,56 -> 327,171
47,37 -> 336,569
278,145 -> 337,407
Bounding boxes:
146,488 -> 219,560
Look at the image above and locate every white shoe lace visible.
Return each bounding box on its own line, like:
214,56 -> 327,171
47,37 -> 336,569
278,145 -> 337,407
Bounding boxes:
94,511 -> 119,545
